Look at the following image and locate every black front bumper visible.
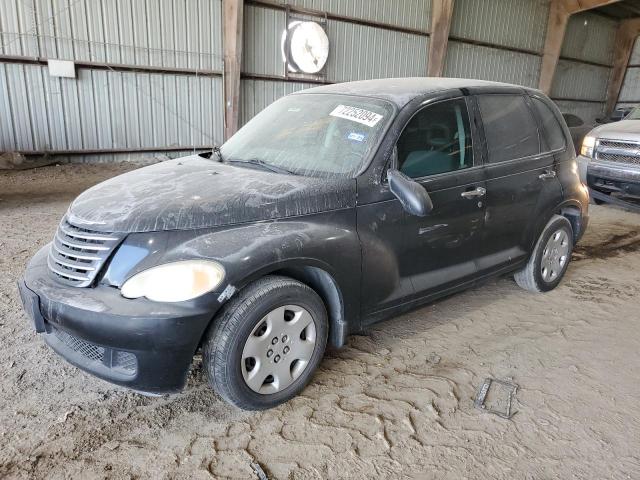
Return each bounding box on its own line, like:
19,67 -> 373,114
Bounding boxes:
20,245 -> 220,394
587,160 -> 640,198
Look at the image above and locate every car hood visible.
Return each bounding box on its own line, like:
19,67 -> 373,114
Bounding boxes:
591,120 -> 640,141
66,155 -> 356,233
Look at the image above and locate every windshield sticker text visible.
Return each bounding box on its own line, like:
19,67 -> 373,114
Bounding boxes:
330,105 -> 383,127
347,132 -> 366,142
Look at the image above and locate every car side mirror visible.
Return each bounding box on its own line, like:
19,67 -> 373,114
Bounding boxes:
387,169 -> 433,217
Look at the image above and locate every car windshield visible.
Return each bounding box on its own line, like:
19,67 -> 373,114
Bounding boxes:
220,94 -> 394,178
625,107 -> 640,120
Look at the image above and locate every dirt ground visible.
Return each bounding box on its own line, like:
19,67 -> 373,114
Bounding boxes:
1,163 -> 640,479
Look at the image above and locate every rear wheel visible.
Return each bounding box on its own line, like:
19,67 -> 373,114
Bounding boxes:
203,276 -> 328,410
514,215 -> 573,293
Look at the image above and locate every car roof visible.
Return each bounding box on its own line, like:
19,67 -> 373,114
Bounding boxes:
294,77 -> 539,108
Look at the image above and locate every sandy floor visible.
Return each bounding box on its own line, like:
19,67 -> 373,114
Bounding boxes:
1,164 -> 640,479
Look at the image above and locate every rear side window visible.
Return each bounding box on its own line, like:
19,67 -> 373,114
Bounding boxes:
477,95 -> 540,163
534,98 -> 567,151
397,98 -> 474,178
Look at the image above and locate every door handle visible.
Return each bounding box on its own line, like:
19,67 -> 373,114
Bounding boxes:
460,187 -> 486,199
539,170 -> 557,180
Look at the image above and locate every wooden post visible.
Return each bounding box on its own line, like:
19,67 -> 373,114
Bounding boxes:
605,19 -> 640,117
538,1 -> 570,94
427,0 -> 455,77
223,0 -> 244,141
538,0 -> 624,94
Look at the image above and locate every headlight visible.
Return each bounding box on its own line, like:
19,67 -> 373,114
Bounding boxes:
121,260 -> 225,302
581,136 -> 595,158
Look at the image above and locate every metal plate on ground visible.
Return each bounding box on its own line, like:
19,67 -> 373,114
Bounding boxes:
474,378 -> 518,419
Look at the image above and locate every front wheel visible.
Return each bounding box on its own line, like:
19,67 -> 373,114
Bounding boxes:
203,276 -> 328,410
514,215 -> 574,293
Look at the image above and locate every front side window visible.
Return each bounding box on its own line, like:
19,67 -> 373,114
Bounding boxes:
397,98 -> 474,179
478,95 -> 540,163
221,94 -> 394,178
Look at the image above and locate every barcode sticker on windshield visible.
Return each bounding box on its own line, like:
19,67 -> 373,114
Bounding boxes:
330,105 -> 383,127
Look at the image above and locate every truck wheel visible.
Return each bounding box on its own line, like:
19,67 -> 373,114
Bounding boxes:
514,215 -> 573,293
203,275 -> 328,410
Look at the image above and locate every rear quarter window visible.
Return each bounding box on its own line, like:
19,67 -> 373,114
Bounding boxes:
534,98 -> 567,151
477,94 -> 540,163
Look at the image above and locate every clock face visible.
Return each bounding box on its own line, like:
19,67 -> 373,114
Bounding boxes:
281,21 -> 329,74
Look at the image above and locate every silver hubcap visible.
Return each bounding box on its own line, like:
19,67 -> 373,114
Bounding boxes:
241,305 -> 317,395
541,228 -> 570,283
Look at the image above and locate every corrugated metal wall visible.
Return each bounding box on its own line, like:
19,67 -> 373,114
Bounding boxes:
0,63 -> 222,152
0,0 -> 224,157
286,0 -> 430,30
1,0 -> 628,159
240,1 -> 429,127
618,38 -> 640,109
551,11 -> 616,122
444,41 -> 541,88
444,0 -> 547,87
448,0 -> 548,53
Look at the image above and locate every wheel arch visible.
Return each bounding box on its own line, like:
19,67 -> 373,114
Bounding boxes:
214,260 -> 350,349
557,199 -> 586,243
271,265 -> 348,348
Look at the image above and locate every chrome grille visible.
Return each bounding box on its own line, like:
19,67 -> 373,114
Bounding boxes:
48,217 -> 123,287
595,139 -> 640,167
596,152 -> 640,166
598,140 -> 639,150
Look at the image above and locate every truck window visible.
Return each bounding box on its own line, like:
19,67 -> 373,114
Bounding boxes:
477,95 -> 540,163
397,98 -> 474,178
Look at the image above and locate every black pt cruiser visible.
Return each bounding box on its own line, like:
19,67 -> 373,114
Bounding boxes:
20,78 -> 589,410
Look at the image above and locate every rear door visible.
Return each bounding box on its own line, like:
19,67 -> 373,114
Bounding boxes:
474,93 -> 562,273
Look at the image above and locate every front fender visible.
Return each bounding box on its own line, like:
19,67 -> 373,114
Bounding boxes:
103,209 -> 361,339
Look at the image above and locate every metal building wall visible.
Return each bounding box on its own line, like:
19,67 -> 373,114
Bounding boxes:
443,0 -> 548,87
550,11 -> 616,122
286,0 -> 431,30
240,1 -> 429,127
617,38 -> 640,111
0,0 -> 224,158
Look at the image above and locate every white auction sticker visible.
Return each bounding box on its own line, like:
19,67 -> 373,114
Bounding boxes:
330,105 -> 383,127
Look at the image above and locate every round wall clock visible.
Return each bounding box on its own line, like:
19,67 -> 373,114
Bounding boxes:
281,21 -> 329,74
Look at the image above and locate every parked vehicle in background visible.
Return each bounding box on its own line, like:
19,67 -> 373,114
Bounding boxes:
578,106 -> 640,204
20,78 -> 589,410
596,106 -> 635,124
562,113 -> 594,153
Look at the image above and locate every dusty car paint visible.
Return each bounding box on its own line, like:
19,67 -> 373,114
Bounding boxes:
20,78 -> 589,395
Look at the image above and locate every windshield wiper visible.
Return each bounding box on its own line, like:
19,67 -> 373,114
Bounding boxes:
226,158 -> 295,175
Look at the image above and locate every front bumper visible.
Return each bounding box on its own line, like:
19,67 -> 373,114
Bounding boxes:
20,245 -> 220,394
584,157 -> 640,198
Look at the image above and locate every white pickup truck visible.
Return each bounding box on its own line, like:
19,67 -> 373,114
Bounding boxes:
578,106 -> 640,203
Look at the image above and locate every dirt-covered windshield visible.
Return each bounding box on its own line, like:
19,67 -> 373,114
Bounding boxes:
221,93 -> 394,178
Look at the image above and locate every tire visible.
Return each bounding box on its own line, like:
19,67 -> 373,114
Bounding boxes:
203,275 -> 328,410
514,215 -> 574,293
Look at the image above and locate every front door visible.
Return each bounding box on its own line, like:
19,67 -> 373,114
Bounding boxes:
358,97 -> 486,319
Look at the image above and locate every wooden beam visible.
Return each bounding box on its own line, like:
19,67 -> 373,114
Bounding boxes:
539,1 -> 570,94
564,0 -> 623,14
538,0 -> 623,94
427,0 -> 455,77
605,18 -> 640,116
223,0 -> 244,141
